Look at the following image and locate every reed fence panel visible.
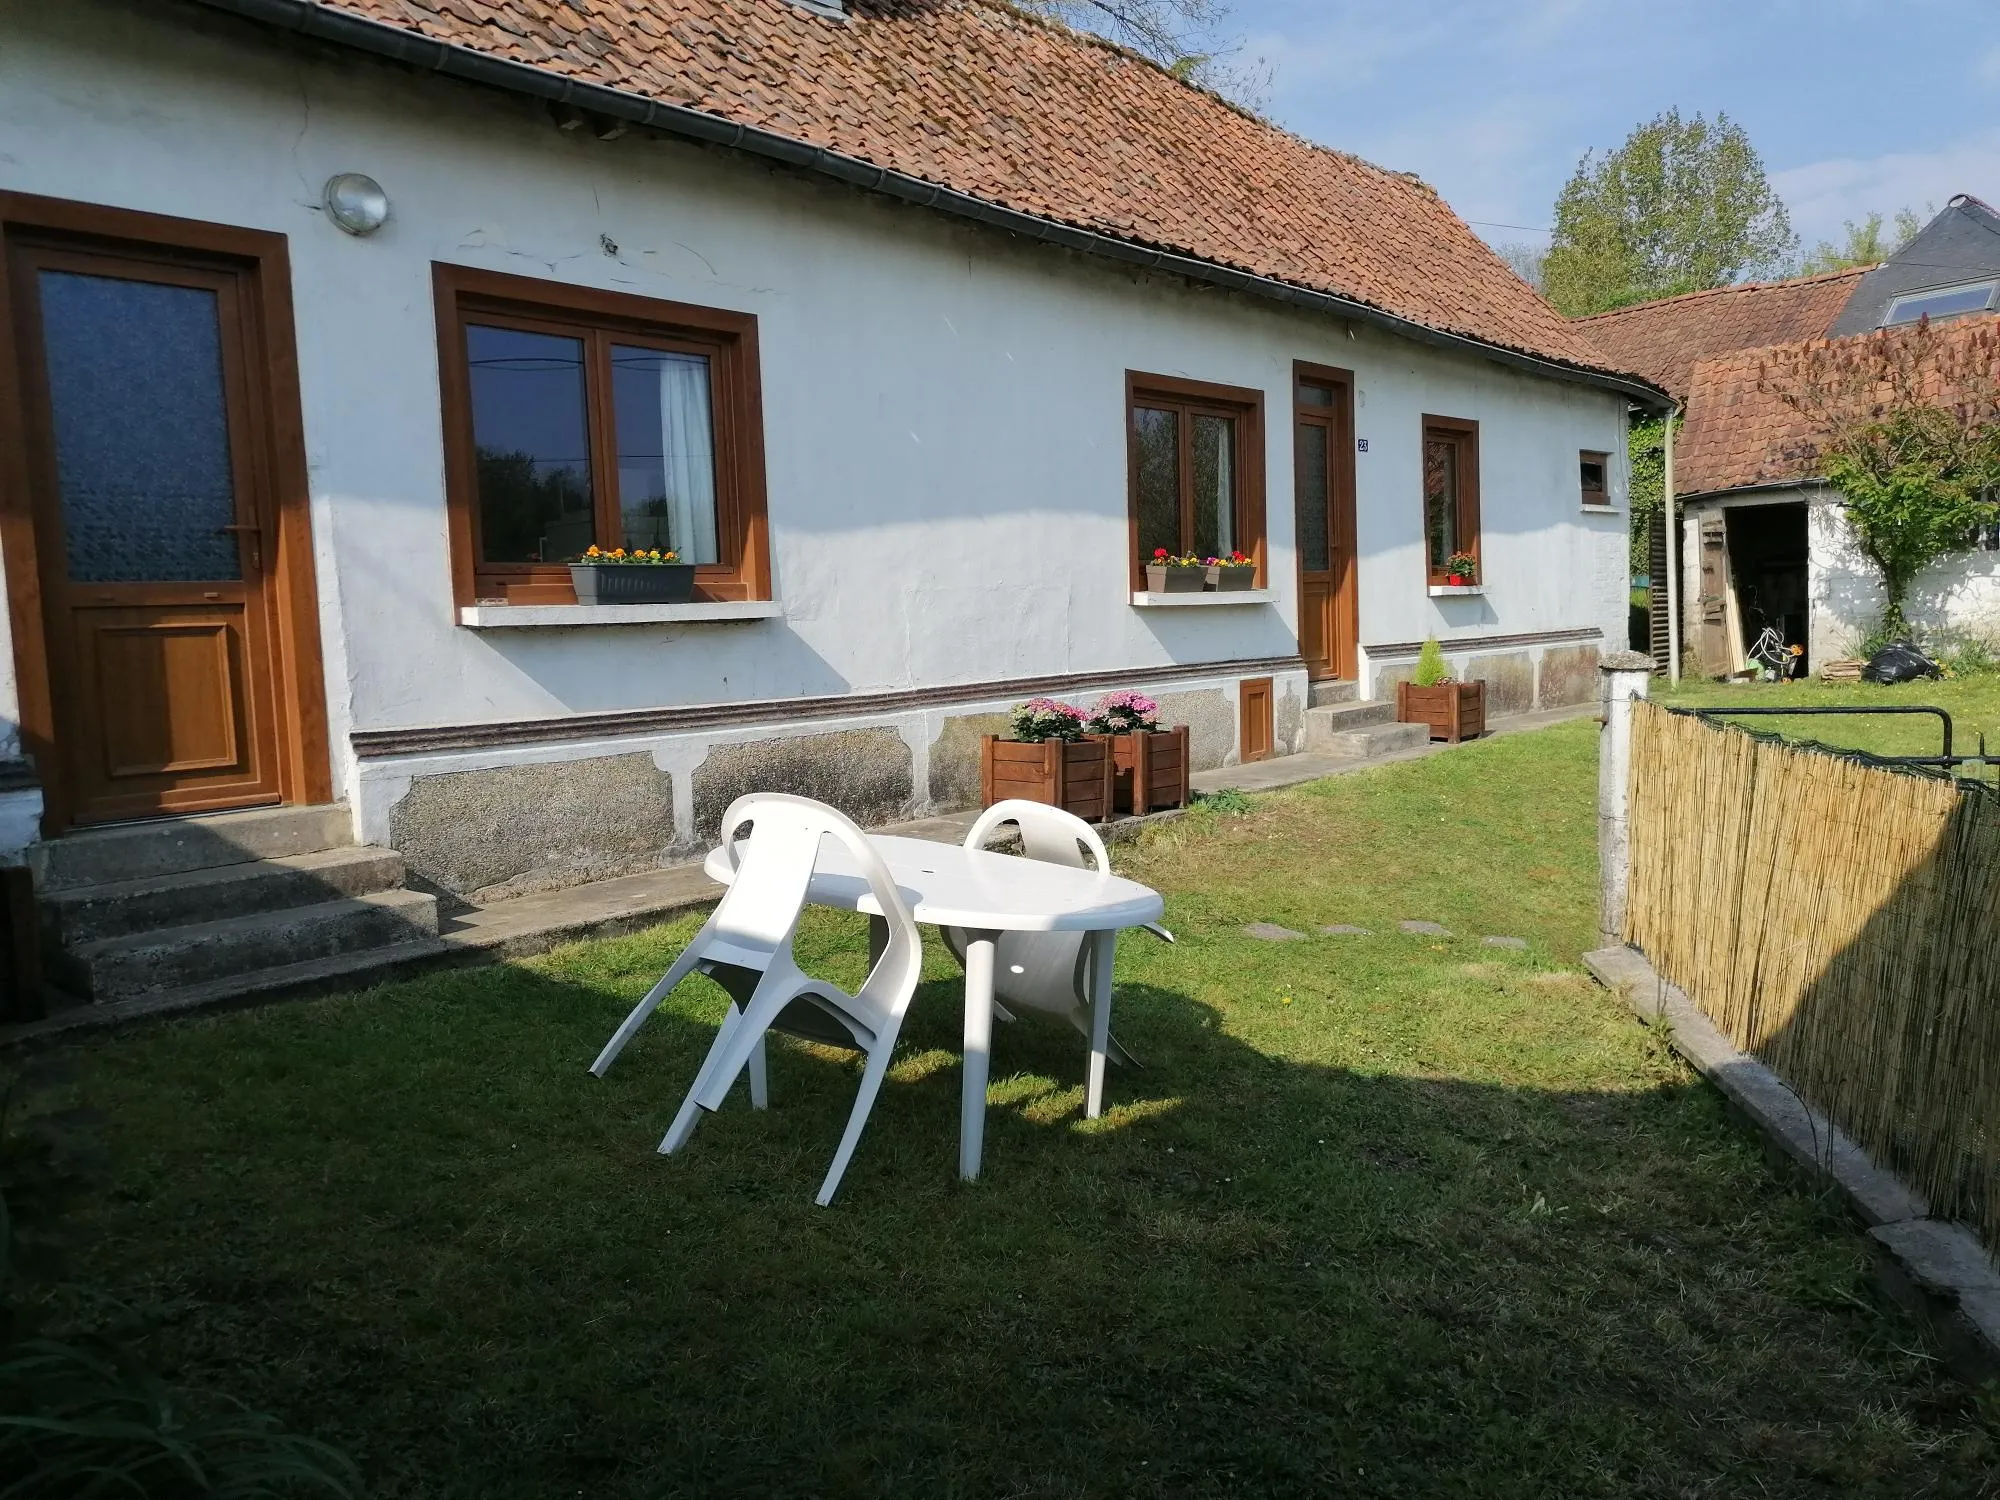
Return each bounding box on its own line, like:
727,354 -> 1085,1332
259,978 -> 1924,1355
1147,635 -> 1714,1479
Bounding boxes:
1625,701 -> 2000,1251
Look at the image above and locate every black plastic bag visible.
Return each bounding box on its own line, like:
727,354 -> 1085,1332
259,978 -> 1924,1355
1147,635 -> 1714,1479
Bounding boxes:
1861,641 -> 1941,684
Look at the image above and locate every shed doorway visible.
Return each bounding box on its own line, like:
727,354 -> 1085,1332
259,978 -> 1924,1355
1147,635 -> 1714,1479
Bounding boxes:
1725,502 -> 1809,675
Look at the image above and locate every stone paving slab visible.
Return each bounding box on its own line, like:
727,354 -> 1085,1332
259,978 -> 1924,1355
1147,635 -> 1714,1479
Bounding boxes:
1191,700 -> 1597,796
9,703 -> 1573,1044
1321,924 -> 1371,936
1243,923 -> 1306,941
1399,920 -> 1451,937
1481,936 -> 1528,950
4,803 -> 1190,1044
1584,943 -> 1997,1385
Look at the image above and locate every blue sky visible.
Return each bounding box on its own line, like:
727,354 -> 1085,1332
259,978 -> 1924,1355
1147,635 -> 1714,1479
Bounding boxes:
1227,0 -> 2000,257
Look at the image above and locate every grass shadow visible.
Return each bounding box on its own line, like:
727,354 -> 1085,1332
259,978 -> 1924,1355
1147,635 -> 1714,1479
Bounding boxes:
36,901 -> 1999,1499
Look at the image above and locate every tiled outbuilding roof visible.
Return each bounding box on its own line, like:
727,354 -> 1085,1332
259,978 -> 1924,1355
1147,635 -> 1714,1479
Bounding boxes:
1675,315 -> 2000,497
217,0 -> 1650,388
1575,266 -> 1873,402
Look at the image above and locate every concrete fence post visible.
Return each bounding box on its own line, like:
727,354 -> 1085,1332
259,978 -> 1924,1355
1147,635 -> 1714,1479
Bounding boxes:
1598,650 -> 1654,944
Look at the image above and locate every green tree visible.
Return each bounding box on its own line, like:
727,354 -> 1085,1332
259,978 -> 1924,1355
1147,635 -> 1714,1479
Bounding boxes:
1798,208 -> 1925,275
1543,109 -> 1797,316
1763,320 -> 2000,641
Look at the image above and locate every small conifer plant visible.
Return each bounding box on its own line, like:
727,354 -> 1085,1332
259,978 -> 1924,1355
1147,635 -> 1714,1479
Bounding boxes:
1412,636 -> 1453,687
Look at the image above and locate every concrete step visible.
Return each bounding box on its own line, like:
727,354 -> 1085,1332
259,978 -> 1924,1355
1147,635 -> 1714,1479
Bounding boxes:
40,846 -> 407,947
60,887 -> 438,1001
1316,721 -> 1432,760
29,804 -> 353,893
1307,678 -> 1359,708
1301,699 -> 1396,749
0,801 -> 1204,1042
22,938 -> 472,1034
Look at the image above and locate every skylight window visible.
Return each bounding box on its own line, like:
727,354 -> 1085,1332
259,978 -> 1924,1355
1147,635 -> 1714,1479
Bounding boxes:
1882,280 -> 1999,327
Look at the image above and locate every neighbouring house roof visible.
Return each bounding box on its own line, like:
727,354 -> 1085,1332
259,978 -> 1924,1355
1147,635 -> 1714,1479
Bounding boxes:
1675,315 -> 2000,497
1827,195 -> 2000,337
1573,266 -> 1874,403
190,0 -> 1663,401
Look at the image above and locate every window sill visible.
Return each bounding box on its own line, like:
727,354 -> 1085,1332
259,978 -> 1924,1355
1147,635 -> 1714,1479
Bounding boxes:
1427,584 -> 1485,597
457,600 -> 783,628
1580,504 -> 1620,515
1129,589 -> 1277,608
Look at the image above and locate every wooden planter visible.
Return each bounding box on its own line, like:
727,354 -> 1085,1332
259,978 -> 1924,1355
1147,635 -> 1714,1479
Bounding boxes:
1397,680 -> 1486,743
1096,725 -> 1191,814
980,735 -> 1115,821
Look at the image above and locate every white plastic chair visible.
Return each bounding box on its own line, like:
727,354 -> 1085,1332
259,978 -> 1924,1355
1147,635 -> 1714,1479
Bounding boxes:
589,793 -> 922,1206
941,799 -> 1171,1109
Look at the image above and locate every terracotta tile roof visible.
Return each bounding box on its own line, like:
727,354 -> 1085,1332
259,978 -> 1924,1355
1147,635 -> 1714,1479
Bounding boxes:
1675,314 -> 2000,496
278,0 -> 1639,383
1574,266 -> 1873,402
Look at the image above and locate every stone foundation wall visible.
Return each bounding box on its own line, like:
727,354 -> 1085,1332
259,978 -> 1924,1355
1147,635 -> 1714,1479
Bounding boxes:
365,667 -> 1302,898
389,752 -> 677,902
1365,639 -> 1601,713
690,728 -> 914,845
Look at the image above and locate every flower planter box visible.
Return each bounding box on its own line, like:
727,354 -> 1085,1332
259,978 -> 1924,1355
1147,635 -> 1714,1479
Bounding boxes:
1094,725 -> 1191,814
1396,680 -> 1486,744
1144,564 -> 1206,594
980,735 -> 1115,822
568,563 -> 697,605
1205,564 -> 1257,591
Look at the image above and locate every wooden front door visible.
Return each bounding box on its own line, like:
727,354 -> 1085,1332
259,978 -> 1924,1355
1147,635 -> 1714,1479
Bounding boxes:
1,200 -> 327,831
1293,364 -> 1358,681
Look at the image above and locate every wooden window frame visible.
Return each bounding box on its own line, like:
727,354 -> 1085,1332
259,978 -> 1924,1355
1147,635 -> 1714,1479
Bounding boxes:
0,191 -> 331,834
1420,414 -> 1480,586
433,264 -> 770,607
1124,371 -> 1266,593
1580,448 -> 1611,507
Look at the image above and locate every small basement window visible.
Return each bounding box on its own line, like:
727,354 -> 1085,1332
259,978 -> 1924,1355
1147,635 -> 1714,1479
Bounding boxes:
1883,280 -> 1999,327
1580,450 -> 1610,506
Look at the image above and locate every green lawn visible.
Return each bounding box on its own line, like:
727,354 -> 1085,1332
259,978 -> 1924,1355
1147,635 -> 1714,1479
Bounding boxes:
35,722 -> 2000,1496
1656,670 -> 2000,768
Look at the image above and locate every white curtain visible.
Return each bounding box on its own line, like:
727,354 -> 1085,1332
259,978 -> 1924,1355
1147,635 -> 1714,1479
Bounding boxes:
656,353 -> 717,563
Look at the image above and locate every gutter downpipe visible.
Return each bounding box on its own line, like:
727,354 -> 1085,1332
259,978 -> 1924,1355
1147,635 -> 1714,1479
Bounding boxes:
192,0 -> 1672,412
1664,408 -> 1681,682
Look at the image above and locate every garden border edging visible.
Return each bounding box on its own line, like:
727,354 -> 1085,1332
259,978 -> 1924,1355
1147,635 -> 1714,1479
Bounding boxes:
1584,943 -> 2000,1386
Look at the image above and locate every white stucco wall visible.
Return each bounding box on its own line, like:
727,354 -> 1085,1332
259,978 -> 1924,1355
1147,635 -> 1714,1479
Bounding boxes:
1810,492 -> 2000,658
1,0 -> 1631,834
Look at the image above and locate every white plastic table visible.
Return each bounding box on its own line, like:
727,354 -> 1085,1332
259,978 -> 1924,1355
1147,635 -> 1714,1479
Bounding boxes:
703,832 -> 1164,1180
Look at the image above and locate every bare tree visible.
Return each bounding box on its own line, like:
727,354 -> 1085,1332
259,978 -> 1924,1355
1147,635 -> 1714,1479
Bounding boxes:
1012,0 -> 1271,109
1493,241 -> 1547,292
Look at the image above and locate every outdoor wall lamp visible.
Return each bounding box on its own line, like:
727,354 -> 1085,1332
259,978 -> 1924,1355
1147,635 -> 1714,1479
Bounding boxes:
323,173 -> 390,236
